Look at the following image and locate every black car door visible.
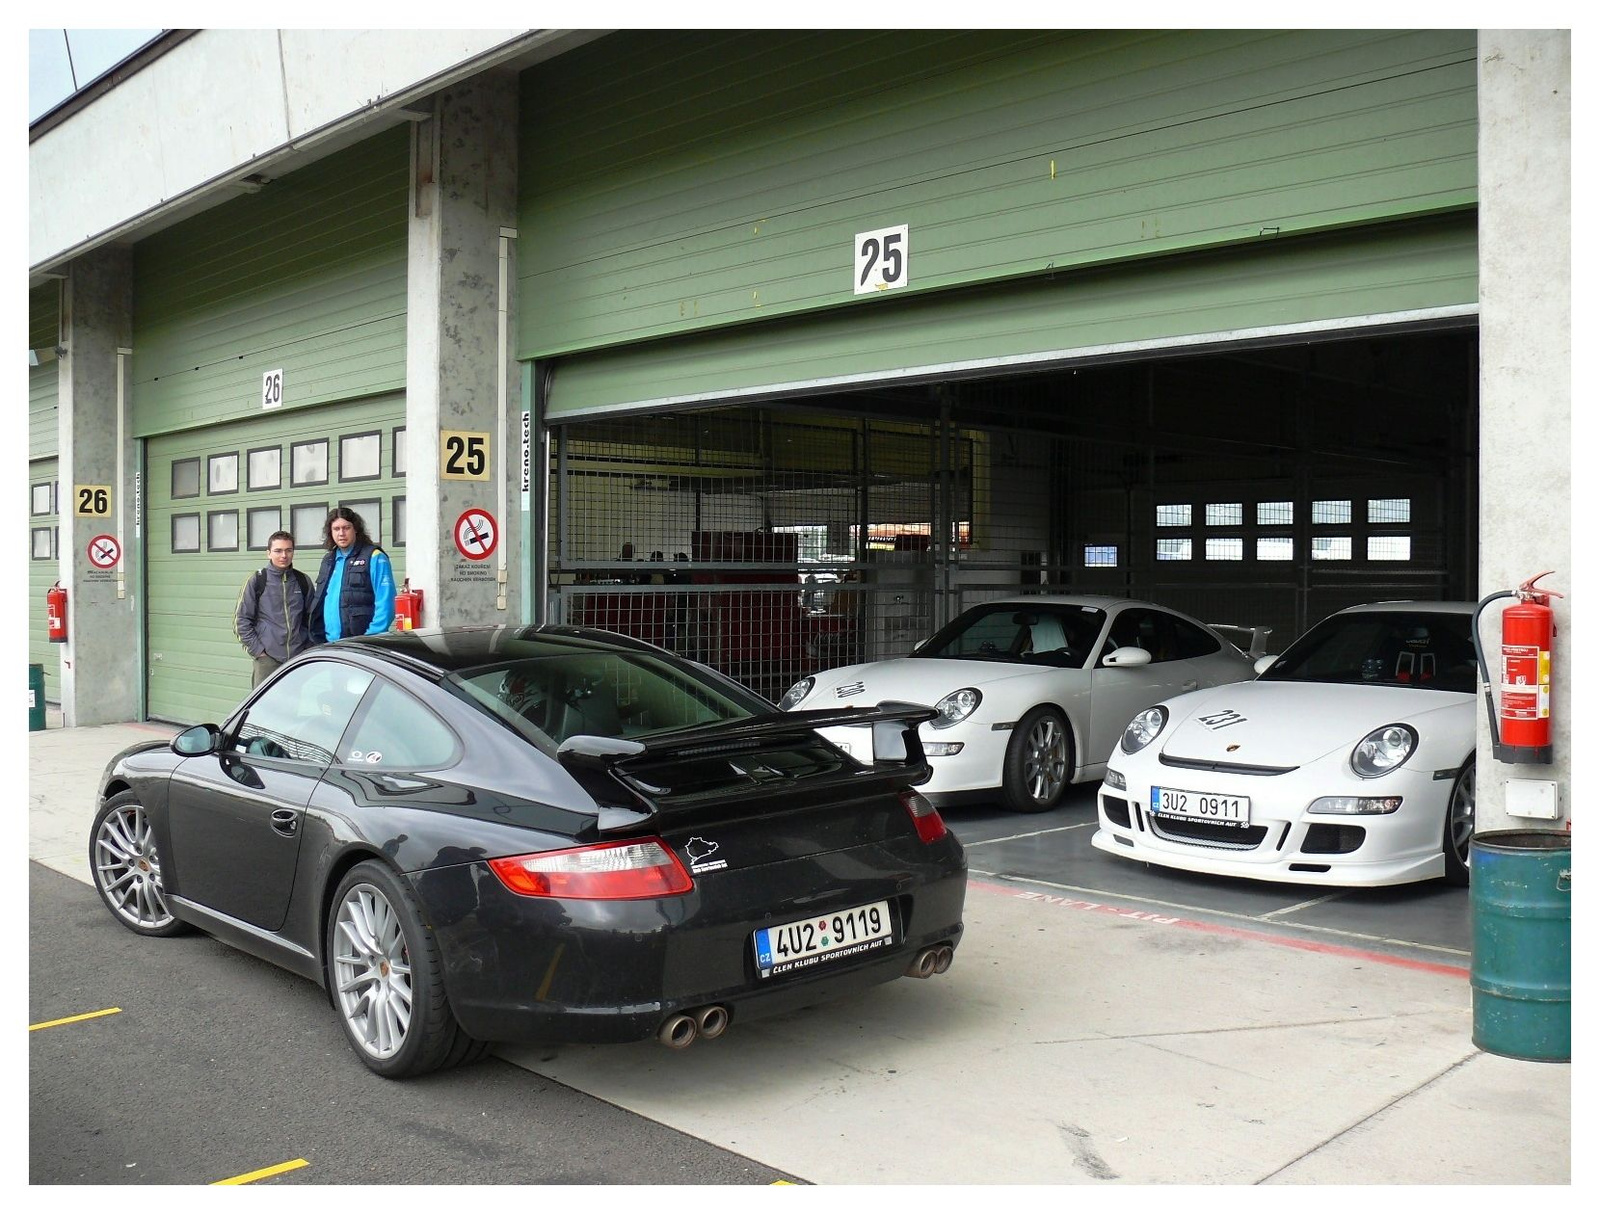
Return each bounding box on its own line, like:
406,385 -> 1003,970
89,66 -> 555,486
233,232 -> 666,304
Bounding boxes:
164,659 -> 375,931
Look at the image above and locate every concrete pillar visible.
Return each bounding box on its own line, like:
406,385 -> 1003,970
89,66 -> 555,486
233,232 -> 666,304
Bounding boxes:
1476,31 -> 1571,831
57,247 -> 141,725
404,70 -> 523,628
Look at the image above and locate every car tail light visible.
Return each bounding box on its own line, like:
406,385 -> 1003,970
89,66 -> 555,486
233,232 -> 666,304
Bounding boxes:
899,791 -> 948,844
488,838 -> 694,900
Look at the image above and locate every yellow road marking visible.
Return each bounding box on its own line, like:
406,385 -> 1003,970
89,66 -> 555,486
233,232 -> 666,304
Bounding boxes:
212,1159 -> 310,1186
29,1007 -> 121,1031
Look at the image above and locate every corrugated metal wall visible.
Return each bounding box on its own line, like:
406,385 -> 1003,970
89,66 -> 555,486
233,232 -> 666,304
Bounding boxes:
27,457 -> 61,703
542,215 -> 1477,416
518,28 -> 1475,361
130,126 -> 409,436
144,396 -> 408,725
29,282 -> 59,460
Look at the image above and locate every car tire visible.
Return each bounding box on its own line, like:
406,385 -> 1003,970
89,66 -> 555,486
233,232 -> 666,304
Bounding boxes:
1442,757 -> 1474,887
1002,706 -> 1072,814
326,860 -> 488,1079
89,790 -> 190,938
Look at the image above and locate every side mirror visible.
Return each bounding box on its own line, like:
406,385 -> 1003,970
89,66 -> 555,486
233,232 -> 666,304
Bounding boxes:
1102,645 -> 1152,668
172,724 -> 222,757
1253,655 -> 1279,676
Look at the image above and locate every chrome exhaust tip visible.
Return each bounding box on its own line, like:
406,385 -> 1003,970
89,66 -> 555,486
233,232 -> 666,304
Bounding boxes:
657,1012 -> 698,1048
694,1004 -> 730,1040
904,947 -> 938,979
933,944 -> 954,973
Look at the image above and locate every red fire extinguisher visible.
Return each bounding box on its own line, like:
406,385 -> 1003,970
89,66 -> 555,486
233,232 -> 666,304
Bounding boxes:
1473,571 -> 1562,764
393,579 -> 423,631
46,582 -> 67,644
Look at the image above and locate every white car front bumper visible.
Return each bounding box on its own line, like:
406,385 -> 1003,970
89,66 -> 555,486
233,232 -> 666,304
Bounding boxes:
1091,760 -> 1456,887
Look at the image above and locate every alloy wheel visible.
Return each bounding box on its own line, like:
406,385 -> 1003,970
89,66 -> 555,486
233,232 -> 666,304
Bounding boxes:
332,883 -> 415,1060
1024,716 -> 1069,803
1448,763 -> 1475,869
92,801 -> 176,931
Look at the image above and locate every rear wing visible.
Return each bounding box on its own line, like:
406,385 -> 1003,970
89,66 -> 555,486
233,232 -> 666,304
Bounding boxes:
1208,622 -> 1275,659
555,701 -> 938,833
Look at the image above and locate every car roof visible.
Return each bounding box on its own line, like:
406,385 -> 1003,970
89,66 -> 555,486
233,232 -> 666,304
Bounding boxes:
962,595 -> 1167,612
325,625 -> 673,677
1330,600 -> 1477,617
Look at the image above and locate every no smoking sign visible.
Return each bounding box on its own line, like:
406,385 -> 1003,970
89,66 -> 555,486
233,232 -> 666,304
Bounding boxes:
453,509 -> 498,561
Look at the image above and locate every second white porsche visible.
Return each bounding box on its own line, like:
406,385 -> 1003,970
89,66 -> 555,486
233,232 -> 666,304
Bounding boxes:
1093,601 -> 1479,887
778,596 -> 1259,814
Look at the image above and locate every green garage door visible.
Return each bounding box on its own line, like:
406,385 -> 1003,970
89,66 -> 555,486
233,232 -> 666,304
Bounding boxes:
144,395 -> 408,725
27,457 -> 61,705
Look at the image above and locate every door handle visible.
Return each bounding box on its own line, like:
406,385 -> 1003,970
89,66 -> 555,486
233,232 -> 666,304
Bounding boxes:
1182,680 -> 1199,691
270,808 -> 299,838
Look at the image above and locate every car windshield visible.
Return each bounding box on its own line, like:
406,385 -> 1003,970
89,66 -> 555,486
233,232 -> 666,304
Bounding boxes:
446,649 -> 768,748
913,605 -> 1106,668
1259,610 -> 1477,693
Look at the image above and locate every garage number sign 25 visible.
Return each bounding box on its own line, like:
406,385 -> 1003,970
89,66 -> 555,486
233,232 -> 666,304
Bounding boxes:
440,431 -> 491,480
854,224 -> 909,295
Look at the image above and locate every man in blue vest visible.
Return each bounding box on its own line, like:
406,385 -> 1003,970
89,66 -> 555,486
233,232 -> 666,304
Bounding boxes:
308,506 -> 396,642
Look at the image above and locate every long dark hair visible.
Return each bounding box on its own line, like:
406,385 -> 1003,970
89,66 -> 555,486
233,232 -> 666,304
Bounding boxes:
321,506 -> 374,551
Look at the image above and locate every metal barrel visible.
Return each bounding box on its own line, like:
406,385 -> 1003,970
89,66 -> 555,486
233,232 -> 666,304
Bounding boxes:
1469,829 -> 1571,1062
28,663 -> 46,732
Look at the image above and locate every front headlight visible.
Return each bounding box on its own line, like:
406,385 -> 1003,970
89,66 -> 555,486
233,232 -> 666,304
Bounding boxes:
932,687 -> 981,728
1350,723 -> 1417,777
1121,706 -> 1168,755
777,677 -> 814,711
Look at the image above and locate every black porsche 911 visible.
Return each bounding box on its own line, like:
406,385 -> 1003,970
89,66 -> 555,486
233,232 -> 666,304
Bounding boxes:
88,626 -> 967,1078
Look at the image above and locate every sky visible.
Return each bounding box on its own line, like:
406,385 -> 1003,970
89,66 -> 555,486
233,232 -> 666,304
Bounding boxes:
28,28 -> 163,123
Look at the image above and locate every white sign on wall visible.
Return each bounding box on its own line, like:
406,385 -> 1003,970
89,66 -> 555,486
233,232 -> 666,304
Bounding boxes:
262,368 -> 284,409
853,224 -> 909,295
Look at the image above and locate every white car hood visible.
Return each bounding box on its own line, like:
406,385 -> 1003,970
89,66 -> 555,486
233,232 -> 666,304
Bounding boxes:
1159,681 -> 1472,768
804,657 -> 1050,706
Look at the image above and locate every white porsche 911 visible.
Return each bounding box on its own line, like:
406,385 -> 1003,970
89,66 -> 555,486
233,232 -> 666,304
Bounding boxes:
1093,601 -> 1478,887
778,596 -> 1260,814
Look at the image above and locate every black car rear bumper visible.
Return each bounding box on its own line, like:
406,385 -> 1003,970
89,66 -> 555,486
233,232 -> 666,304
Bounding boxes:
418,841 -> 967,1046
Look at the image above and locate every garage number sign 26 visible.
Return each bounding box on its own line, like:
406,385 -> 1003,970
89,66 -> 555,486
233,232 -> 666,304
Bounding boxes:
854,224 -> 909,295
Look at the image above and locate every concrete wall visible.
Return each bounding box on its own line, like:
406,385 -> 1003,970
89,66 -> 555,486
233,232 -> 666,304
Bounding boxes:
28,29 -> 568,274
1475,30 -> 1572,831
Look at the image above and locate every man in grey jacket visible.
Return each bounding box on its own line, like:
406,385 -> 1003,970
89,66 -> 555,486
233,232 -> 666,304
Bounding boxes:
235,531 -> 313,686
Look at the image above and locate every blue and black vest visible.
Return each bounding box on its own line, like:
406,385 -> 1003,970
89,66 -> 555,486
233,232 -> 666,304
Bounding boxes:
310,539 -> 382,642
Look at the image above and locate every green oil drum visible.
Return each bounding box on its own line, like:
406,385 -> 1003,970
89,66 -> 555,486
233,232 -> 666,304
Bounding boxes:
28,663 -> 46,732
1470,829 -> 1571,1062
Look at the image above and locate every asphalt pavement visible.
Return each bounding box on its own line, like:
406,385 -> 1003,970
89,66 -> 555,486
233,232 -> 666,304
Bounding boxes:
29,714 -> 1576,1187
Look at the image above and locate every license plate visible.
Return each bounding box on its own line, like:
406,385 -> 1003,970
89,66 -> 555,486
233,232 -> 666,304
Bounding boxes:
820,724 -> 873,762
1149,786 -> 1251,826
753,900 -> 895,978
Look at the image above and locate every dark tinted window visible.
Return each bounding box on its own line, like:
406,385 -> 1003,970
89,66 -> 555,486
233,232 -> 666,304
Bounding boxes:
1169,616 -> 1222,659
339,679 -> 458,769
234,661 -> 375,765
1259,611 -> 1477,693
450,649 -> 760,746
1103,608 -> 1181,663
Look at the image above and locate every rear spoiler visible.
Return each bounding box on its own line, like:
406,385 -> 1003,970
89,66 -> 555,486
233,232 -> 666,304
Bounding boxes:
1208,622 -> 1275,659
555,701 -> 938,832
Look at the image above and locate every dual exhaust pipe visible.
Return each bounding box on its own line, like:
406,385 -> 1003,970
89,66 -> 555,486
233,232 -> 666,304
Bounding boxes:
657,1003 -> 731,1049
903,943 -> 954,979
656,943 -> 956,1047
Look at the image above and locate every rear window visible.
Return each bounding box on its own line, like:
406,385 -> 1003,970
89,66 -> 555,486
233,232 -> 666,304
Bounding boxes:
447,649 -> 765,747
